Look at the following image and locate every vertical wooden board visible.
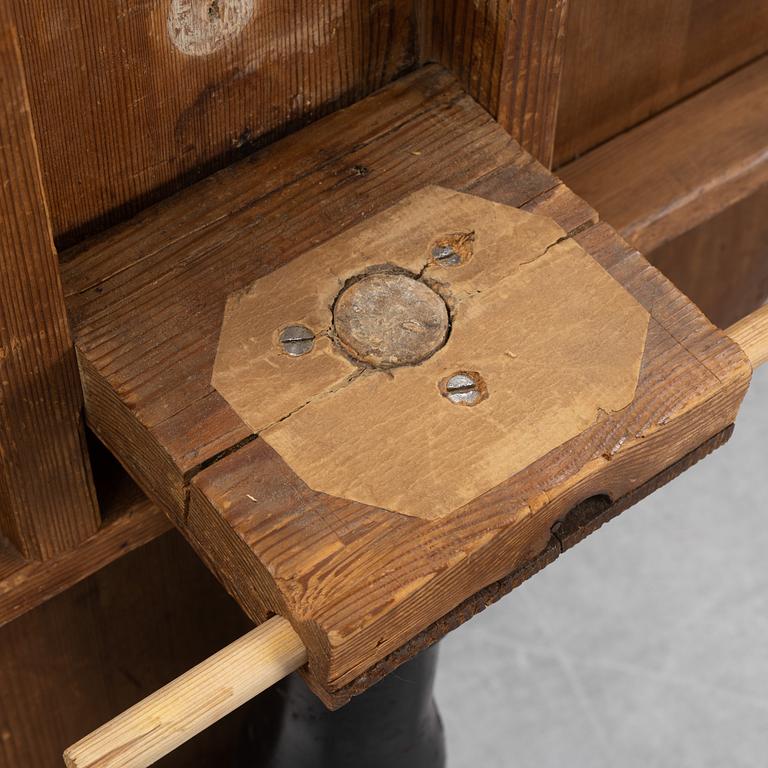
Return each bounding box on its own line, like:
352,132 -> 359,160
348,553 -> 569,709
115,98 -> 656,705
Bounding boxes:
496,0 -> 568,167
0,9 -> 99,560
420,0 -> 509,113
554,0 -> 768,165
0,531 -> 252,768
420,0 -> 568,167
11,0 -> 419,248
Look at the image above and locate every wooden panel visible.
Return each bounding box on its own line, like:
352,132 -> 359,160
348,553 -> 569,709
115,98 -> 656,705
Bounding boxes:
555,0 -> 768,166
649,189 -> 768,329
0,6 -> 99,560
61,66 -> 751,706
420,0 -> 569,166
0,530 -> 252,768
420,0 -> 509,114
11,0 -> 418,248
559,57 -> 768,327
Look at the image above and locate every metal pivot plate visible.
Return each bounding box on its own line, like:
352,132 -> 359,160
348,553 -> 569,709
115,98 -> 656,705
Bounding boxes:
212,186 -> 649,519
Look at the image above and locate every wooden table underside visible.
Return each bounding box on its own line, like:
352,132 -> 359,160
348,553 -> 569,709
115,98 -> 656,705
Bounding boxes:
62,65 -> 751,707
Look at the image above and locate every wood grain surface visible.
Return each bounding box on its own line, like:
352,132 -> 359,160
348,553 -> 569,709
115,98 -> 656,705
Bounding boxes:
329,424 -> 734,701
0,7 -> 99,560
728,305 -> 768,370
554,0 -> 768,165
62,66 -> 752,705
649,189 -> 768,329
10,0 -> 418,248
421,0 -> 569,166
211,187 -> 648,520
560,56 -> 768,328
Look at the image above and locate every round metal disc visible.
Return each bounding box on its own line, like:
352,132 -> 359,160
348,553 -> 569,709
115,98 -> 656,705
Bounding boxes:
333,273 -> 449,368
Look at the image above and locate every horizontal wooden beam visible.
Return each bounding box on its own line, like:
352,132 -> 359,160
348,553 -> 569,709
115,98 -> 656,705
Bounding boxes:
0,475 -> 168,629
12,0 -> 419,249
559,56 -> 768,328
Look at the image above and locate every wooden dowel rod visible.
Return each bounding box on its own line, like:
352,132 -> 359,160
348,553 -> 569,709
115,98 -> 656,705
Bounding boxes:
727,304 -> 768,369
63,616 -> 307,768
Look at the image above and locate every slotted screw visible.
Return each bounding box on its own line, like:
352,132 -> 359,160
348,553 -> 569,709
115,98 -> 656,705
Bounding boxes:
443,372 -> 484,406
279,325 -> 314,356
432,244 -> 462,266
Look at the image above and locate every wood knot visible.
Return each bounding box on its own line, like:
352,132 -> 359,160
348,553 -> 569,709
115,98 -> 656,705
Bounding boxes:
167,0 -> 254,56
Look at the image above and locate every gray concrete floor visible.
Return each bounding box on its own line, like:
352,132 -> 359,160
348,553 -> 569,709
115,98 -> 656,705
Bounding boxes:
437,364 -> 768,768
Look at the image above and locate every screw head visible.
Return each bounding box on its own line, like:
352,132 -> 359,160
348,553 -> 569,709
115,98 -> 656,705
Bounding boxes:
431,231 -> 474,267
432,244 -> 462,266
279,325 -> 314,356
441,371 -> 486,406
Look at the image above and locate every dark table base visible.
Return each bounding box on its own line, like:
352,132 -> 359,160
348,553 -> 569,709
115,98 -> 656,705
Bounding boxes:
235,645 -> 445,768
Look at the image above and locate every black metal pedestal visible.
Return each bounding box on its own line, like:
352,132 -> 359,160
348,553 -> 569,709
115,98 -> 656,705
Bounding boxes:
235,646 -> 446,768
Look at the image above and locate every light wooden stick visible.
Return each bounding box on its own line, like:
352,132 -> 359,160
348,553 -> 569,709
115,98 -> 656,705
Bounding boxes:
727,304 -> 768,369
63,616 -> 307,768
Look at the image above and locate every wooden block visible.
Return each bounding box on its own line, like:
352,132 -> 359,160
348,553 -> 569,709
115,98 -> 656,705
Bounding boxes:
62,65 -> 751,706
560,56 -> 768,327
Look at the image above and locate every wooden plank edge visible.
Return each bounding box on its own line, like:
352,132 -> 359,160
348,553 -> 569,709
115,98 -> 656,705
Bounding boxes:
0,489 -> 169,629
557,55 -> 768,254
326,424 -> 734,707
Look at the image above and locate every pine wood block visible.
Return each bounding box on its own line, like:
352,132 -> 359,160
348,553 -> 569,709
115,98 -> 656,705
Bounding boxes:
61,65 -> 752,706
